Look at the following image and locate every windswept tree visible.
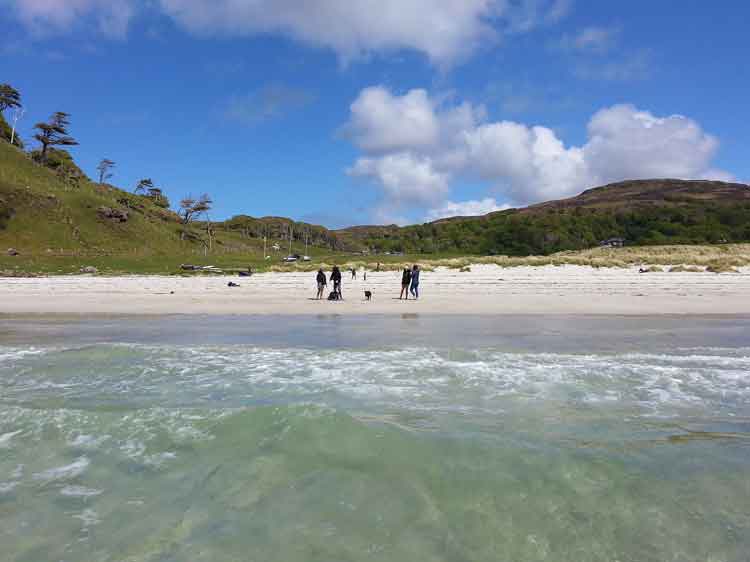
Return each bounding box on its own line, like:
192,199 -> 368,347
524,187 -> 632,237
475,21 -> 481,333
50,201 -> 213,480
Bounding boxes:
147,187 -> 169,208
179,194 -> 213,224
0,84 -> 23,147
96,158 -> 115,184
134,178 -> 154,194
0,84 -> 21,114
134,179 -> 169,207
33,112 -> 78,161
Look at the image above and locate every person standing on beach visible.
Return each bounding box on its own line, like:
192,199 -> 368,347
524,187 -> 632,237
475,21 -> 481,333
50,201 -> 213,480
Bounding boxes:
351,268 -> 357,280
410,265 -> 420,300
330,266 -> 343,299
400,266 -> 412,300
315,268 -> 327,300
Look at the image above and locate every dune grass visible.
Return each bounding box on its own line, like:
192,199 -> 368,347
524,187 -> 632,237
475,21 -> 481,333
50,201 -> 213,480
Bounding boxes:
669,265 -> 703,273
258,245 -> 750,276
566,243 -> 750,267
4,242 -> 748,276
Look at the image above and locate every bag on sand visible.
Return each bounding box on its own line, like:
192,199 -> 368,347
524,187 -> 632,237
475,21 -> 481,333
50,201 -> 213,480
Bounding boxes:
327,291 -> 340,301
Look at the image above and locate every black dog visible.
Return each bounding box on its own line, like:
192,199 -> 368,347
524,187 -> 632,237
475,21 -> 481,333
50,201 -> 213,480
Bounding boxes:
327,291 -> 340,301
364,290 -> 372,301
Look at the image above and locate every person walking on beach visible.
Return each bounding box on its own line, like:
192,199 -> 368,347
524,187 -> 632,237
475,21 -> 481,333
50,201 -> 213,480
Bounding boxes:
315,268 -> 327,300
330,266 -> 343,300
400,266 -> 412,300
410,264 -> 421,300
351,267 -> 357,280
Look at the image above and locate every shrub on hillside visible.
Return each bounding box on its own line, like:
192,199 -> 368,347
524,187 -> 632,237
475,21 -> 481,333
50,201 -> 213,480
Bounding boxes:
30,148 -> 87,186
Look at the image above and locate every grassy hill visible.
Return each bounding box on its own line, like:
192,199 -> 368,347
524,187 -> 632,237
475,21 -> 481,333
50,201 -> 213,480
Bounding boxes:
0,142 -> 182,253
337,179 -> 750,255
0,141 -> 346,274
2,133 -> 750,274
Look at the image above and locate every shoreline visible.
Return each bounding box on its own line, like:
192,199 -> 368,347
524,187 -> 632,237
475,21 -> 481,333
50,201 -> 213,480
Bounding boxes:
3,313 -> 750,351
1,264 -> 749,316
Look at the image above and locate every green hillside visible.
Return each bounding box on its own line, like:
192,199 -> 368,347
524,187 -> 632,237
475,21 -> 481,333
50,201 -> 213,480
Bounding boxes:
336,179 -> 750,255
0,142 -> 182,252
0,141 -> 345,274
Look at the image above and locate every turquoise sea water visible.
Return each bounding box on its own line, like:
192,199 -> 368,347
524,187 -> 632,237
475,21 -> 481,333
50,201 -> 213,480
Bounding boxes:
1,316 -> 749,561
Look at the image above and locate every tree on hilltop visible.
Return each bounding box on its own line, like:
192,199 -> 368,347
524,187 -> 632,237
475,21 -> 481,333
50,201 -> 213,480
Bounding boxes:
147,187 -> 169,208
0,84 -> 24,148
134,178 -> 154,194
33,112 -> 78,161
0,84 -> 21,114
134,179 -> 170,208
179,194 -> 213,224
96,158 -> 115,184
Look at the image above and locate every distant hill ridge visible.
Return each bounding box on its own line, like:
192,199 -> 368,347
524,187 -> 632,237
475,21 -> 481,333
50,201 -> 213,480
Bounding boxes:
335,179 -> 750,255
525,179 -> 750,211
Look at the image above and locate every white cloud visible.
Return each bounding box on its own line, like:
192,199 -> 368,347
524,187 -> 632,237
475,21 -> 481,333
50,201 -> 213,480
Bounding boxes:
426,198 -> 510,221
544,0 -> 572,24
221,84 -> 314,124
574,50 -> 653,81
558,26 -> 620,54
7,0 -> 135,37
349,153 -> 449,221
700,169 -> 736,183
343,86 -> 483,154
343,87 -> 441,153
344,87 -> 734,223
462,122 -> 589,203
158,0 -> 566,66
508,0 -> 571,32
6,0 -> 567,63
584,104 -> 720,183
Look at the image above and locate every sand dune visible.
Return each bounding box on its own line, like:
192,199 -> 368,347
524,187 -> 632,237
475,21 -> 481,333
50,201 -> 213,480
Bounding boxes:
1,264 -> 749,316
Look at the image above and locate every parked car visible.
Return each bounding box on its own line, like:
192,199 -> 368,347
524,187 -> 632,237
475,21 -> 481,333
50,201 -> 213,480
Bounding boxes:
302,255 -> 311,262
282,256 -> 298,262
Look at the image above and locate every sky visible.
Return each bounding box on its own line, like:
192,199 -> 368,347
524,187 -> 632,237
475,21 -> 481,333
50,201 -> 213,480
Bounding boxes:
1,0 -> 749,227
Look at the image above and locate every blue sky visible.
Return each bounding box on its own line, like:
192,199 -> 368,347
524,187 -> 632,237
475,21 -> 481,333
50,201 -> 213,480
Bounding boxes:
1,0 -> 748,227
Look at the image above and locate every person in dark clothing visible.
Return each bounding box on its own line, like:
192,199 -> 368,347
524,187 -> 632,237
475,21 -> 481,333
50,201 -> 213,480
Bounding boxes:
351,268 -> 357,280
400,267 -> 412,300
330,266 -> 343,299
315,268 -> 327,300
410,264 -> 420,299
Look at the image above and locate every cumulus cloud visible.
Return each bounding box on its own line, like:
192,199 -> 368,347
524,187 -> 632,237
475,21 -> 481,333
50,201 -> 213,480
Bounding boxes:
342,86 -> 483,154
426,198 -> 510,221
157,0 -> 566,66
345,87 -> 733,223
584,104 -> 721,183
6,0 -> 136,37
349,153 -> 449,223
342,88 -> 440,153
462,122 -> 590,203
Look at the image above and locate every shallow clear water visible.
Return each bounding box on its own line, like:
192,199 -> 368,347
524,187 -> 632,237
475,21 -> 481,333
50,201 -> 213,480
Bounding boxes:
1,316 -> 749,561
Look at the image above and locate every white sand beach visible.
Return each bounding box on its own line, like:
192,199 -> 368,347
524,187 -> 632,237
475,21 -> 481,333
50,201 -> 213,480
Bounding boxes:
1,264 -> 749,316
